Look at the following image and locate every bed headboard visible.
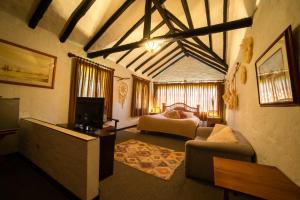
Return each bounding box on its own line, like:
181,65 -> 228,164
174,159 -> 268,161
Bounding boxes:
162,103 -> 200,117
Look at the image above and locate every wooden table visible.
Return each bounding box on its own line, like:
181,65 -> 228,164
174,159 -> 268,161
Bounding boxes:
213,157 -> 300,200
0,128 -> 18,162
207,117 -> 222,127
0,128 -> 18,139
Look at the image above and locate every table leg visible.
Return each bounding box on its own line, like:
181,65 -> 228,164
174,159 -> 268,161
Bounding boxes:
223,189 -> 229,200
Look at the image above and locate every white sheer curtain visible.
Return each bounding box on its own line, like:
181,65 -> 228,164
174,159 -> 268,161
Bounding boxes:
153,82 -> 223,120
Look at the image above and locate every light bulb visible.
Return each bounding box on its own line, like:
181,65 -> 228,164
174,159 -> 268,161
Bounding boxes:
144,40 -> 162,53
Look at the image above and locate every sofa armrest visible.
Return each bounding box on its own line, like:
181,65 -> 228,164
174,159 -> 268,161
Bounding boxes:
186,140 -> 254,156
185,140 -> 254,182
195,127 -> 213,138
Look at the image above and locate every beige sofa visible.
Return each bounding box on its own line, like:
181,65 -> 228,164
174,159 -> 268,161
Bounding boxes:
185,127 -> 255,182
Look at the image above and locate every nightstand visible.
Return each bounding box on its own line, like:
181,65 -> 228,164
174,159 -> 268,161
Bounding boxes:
149,112 -> 160,115
207,117 -> 222,127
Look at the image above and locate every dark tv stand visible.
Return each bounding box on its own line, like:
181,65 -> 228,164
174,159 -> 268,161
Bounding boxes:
58,118 -> 119,181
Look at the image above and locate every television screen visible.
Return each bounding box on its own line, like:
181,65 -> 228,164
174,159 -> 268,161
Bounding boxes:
75,97 -> 104,130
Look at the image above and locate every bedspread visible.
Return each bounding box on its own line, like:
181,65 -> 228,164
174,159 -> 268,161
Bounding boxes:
137,114 -> 199,138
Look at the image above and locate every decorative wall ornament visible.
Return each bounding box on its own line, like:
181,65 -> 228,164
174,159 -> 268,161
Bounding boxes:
239,63 -> 247,84
240,36 -> 253,64
118,81 -> 128,108
223,62 -> 239,110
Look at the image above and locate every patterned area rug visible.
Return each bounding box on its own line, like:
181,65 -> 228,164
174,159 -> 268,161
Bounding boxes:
114,139 -> 185,180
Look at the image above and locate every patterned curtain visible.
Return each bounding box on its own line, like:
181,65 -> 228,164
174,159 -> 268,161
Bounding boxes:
68,58 -> 114,124
153,82 -> 224,120
131,75 -> 150,117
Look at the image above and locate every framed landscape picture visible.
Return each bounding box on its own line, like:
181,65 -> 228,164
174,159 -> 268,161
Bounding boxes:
255,26 -> 300,106
0,39 -> 56,89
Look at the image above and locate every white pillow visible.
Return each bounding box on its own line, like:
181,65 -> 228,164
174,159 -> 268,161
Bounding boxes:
207,126 -> 238,143
211,124 -> 227,136
183,111 -> 194,118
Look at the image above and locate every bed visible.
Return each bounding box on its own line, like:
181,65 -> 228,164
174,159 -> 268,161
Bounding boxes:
137,103 -> 200,138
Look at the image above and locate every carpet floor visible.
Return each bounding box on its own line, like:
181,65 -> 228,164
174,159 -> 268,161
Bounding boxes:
0,130 -> 258,200
99,130 -> 258,200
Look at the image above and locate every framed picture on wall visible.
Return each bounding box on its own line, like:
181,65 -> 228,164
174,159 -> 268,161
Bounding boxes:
255,26 -> 300,106
0,39 -> 56,89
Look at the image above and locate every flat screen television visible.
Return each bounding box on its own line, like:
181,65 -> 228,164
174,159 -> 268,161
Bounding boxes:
75,97 -> 104,130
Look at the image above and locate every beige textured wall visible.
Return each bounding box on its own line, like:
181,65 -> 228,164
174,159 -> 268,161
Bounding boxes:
227,0 -> 300,186
153,57 -> 225,82
0,11 -> 137,129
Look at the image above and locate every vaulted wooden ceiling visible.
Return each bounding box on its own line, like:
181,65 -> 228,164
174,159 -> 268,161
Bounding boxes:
1,0 -> 254,79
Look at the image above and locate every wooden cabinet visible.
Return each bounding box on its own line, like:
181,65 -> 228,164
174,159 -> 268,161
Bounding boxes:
0,98 -> 19,155
20,119 -> 100,200
57,123 -> 117,181
207,117 -> 222,127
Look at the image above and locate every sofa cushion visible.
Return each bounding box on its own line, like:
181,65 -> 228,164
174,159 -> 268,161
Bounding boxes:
207,126 -> 238,143
194,136 -> 207,141
210,124 -> 227,136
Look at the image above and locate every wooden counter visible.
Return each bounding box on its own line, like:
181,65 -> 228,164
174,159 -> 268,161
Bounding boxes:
19,118 -> 100,200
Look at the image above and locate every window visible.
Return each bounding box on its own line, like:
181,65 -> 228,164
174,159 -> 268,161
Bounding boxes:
68,58 -> 114,124
131,75 -> 150,117
153,82 -> 224,120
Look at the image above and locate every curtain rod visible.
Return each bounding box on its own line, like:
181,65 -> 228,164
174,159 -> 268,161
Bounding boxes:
153,80 -> 224,84
68,52 -> 115,71
132,74 -> 150,82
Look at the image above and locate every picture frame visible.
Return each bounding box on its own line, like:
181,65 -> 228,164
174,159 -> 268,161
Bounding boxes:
255,26 -> 300,106
0,39 -> 56,89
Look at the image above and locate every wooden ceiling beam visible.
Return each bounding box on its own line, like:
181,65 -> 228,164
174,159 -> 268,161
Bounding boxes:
187,51 -> 227,74
104,20 -> 164,59
28,0 -> 52,29
148,50 -> 183,76
126,51 -> 148,68
181,39 -> 223,65
119,21 -> 167,65
116,50 -> 133,64
103,1 -> 167,58
84,0 -> 135,51
59,0 -> 96,43
181,0 -> 194,29
143,0 -> 152,39
152,0 -> 187,54
142,46 -> 180,74
204,0 -> 213,49
182,41 -> 227,69
87,17 -> 252,58
166,9 -> 226,67
185,47 -> 227,71
134,41 -> 173,71
152,54 -> 185,78
223,0 -> 228,63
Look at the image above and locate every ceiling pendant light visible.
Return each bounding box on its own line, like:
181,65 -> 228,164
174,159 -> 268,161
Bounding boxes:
144,39 -> 162,53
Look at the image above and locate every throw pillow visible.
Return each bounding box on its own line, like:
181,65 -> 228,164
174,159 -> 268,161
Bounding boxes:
207,126 -> 238,143
163,109 -> 172,117
211,124 -> 227,136
177,110 -> 188,119
164,110 -> 180,119
183,111 -> 194,118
